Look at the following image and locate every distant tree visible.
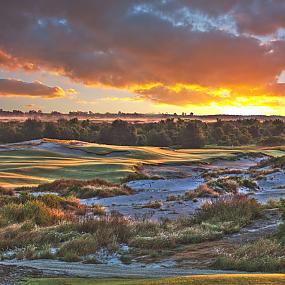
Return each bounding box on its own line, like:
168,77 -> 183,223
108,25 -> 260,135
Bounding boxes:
44,122 -> 59,138
180,121 -> 205,148
146,129 -> 172,146
22,119 -> 43,140
98,120 -> 137,145
260,136 -> 285,146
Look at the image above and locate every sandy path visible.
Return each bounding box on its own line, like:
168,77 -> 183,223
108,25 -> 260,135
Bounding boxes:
0,259 -> 249,279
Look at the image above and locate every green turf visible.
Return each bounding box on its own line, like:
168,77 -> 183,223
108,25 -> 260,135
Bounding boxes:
20,274 -> 285,285
0,140 -> 284,187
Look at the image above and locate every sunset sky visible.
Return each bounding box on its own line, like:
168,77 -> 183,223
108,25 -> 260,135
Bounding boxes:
1,0 -> 285,115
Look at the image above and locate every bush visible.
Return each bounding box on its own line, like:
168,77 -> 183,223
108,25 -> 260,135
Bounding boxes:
1,200 -> 66,226
141,200 -> 163,209
0,186 -> 14,196
207,178 -> 239,194
32,179 -> 133,198
75,214 -> 133,245
260,136 -> 285,146
38,194 -> 80,210
58,235 -> 98,258
194,195 -> 261,232
130,225 -> 223,250
92,204 -> 106,216
213,239 -> 285,272
184,184 -> 219,200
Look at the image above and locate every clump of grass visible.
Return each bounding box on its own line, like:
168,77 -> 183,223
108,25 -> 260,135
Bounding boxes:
37,194 -> 81,211
184,184 -> 219,201
18,179 -> 133,199
141,200 -> 163,209
57,235 -> 98,260
203,169 -> 243,179
92,204 -> 106,216
16,245 -> 56,260
0,186 -> 14,196
166,195 -> 181,202
259,156 -> 285,169
130,225 -> 223,249
207,177 -> 258,194
251,168 -> 279,180
207,178 -> 239,194
121,172 -> 162,183
120,254 -> 132,264
193,195 -> 261,233
1,200 -> 67,226
75,214 -> 133,246
70,185 -> 131,199
213,239 -> 285,272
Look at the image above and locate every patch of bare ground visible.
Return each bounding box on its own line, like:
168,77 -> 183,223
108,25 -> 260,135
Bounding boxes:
0,264 -> 63,285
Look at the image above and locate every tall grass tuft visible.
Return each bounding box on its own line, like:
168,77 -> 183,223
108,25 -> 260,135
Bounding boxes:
193,195 -> 261,232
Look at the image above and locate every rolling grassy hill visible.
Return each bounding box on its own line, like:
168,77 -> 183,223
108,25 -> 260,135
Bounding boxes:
0,139 -> 284,188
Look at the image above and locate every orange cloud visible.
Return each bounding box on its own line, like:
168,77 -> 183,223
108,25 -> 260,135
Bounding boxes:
0,50 -> 37,71
0,79 -> 64,98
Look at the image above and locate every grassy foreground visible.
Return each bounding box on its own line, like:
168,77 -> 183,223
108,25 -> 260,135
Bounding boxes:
21,274 -> 285,285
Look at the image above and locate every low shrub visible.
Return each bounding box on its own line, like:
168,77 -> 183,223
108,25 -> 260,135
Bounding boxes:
30,179 -> 133,198
213,239 -> 285,272
0,186 -> 14,196
1,200 -> 66,226
130,225 -> 223,249
184,184 -> 219,200
141,200 -> 163,209
58,235 -> 98,258
92,204 -> 106,216
75,214 -> 133,245
37,194 -> 80,210
121,172 -> 162,183
207,178 -> 239,194
193,195 -> 261,232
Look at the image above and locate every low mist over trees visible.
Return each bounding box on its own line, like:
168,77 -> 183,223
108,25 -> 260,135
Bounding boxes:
1,118 -> 285,148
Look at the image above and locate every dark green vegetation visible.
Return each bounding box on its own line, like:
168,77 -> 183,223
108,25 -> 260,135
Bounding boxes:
20,274 -> 285,285
17,179 -> 133,199
213,199 -> 285,272
2,117 -> 285,147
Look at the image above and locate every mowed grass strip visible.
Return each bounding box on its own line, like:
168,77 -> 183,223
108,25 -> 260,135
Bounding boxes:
20,274 -> 285,285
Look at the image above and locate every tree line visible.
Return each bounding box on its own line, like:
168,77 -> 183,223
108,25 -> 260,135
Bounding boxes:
0,118 -> 285,148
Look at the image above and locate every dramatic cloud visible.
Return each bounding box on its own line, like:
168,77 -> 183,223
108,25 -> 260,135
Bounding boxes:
0,79 -> 65,98
0,50 -> 37,71
0,0 -> 285,109
233,0 -> 285,36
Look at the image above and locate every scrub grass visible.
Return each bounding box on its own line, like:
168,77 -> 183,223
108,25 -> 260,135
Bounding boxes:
0,195 -> 262,262
17,179 -> 133,199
